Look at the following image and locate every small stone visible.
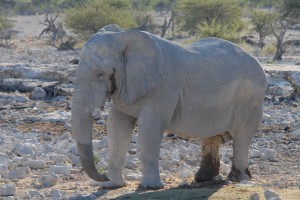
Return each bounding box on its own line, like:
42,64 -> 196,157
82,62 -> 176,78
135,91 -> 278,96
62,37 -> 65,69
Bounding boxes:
0,184 -> 15,197
31,87 -> 46,99
212,175 -> 222,183
290,130 -> 300,141
50,189 -> 65,199
39,173 -> 59,187
28,190 -> 42,197
93,137 -> 108,149
49,165 -> 72,176
264,189 -> 280,200
178,169 -> 193,178
14,95 -> 30,103
9,167 -> 31,179
220,161 -> 230,176
125,155 -> 139,170
250,193 -> 260,200
124,171 -> 141,181
24,160 -> 46,170
178,179 -> 189,187
249,149 -> 262,159
13,142 -> 36,157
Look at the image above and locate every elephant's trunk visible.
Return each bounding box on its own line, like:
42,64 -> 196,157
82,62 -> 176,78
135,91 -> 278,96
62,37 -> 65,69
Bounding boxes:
71,94 -> 109,182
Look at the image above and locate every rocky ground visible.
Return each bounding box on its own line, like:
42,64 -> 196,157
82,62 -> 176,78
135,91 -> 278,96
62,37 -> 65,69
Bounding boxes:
0,15 -> 300,200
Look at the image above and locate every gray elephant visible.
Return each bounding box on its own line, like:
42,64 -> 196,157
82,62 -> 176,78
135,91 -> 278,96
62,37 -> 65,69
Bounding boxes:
71,25 -> 266,189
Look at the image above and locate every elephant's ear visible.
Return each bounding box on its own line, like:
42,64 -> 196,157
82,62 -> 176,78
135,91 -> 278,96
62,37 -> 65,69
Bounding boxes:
112,31 -> 164,104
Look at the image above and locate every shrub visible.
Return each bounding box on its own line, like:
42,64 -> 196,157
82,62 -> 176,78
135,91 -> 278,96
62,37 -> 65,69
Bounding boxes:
0,14 -> 14,48
198,19 -> 242,43
64,0 -> 136,39
262,43 -> 276,56
177,0 -> 243,35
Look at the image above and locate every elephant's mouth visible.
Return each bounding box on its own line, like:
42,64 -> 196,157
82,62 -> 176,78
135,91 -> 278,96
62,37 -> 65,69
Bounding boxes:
108,68 -> 116,96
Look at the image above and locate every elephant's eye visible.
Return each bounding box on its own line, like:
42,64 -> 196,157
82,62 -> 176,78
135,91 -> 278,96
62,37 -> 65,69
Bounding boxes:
98,72 -> 103,78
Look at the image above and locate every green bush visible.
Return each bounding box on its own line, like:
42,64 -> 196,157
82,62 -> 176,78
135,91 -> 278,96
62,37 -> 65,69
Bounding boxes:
198,19 -> 242,43
177,0 -> 243,35
0,15 -> 13,31
64,0 -> 136,39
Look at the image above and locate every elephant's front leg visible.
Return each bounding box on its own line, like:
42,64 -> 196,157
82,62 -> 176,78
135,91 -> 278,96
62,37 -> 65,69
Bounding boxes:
138,113 -> 164,189
99,106 -> 136,189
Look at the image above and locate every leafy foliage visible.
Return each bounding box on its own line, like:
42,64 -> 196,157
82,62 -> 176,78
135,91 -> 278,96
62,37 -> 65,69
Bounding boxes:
0,14 -> 14,48
177,0 -> 243,35
250,9 -> 272,48
64,0 -> 136,38
198,19 -> 242,43
268,0 -> 300,60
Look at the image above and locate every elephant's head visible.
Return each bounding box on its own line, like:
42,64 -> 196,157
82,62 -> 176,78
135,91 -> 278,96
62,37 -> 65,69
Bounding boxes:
71,27 -> 163,181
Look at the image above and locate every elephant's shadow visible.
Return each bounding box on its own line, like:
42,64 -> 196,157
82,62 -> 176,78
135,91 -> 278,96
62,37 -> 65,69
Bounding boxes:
98,181 -> 225,200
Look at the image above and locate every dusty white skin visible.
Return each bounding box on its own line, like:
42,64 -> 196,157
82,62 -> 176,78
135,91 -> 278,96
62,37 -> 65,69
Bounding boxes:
71,25 -> 266,189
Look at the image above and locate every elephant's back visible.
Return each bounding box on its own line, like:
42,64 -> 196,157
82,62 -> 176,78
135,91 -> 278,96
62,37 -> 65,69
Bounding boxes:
187,37 -> 266,87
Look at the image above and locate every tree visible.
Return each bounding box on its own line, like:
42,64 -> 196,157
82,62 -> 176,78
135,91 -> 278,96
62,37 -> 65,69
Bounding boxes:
177,0 -> 243,35
64,0 -> 136,39
250,9 -> 272,48
269,0 -> 300,60
154,0 -> 177,38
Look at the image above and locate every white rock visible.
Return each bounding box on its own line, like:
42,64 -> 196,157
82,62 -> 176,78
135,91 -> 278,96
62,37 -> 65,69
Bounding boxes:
13,95 -> 30,103
51,155 -> 67,165
40,111 -> 70,123
39,173 -> 59,187
24,160 -> 46,169
28,190 -> 42,197
124,171 -> 141,181
257,138 -> 268,146
125,155 -> 139,170
177,165 -> 193,178
160,160 -> 173,172
290,130 -> 300,141
13,142 -> 36,157
260,148 -> 278,162
220,161 -> 230,176
31,87 -> 46,99
212,175 -> 223,183
0,153 -> 10,166
50,189 -> 65,200
9,166 -> 31,179
264,189 -> 280,200
249,149 -> 262,159
250,193 -> 260,200
49,165 -> 72,176
93,136 -> 108,149
0,184 -> 15,197
0,164 -> 9,178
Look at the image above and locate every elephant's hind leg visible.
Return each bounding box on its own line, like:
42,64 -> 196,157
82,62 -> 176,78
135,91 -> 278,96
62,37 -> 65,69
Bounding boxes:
227,133 -> 252,182
194,135 -> 223,182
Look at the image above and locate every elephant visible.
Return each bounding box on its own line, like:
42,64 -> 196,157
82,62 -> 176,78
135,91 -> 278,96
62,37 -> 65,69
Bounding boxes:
71,25 -> 267,189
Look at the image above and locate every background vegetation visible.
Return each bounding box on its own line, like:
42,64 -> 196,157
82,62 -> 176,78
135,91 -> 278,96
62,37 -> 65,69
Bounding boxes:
0,0 -> 299,60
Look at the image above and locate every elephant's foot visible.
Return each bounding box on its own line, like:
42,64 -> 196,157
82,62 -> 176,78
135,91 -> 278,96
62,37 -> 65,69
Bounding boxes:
90,177 -> 127,189
139,178 -> 164,190
194,154 -> 220,182
227,166 -> 251,182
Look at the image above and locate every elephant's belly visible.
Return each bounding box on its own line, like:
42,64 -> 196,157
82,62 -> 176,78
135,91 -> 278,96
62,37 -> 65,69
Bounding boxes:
167,107 -> 232,138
